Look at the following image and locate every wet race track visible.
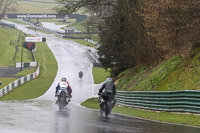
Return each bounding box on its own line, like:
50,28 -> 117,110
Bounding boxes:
0,21 -> 200,133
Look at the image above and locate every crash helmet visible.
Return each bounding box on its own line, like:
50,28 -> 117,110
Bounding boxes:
106,78 -> 112,83
61,77 -> 67,82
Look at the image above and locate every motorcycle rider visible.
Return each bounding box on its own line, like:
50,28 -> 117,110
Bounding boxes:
55,77 -> 72,104
98,78 -> 116,108
79,71 -> 83,79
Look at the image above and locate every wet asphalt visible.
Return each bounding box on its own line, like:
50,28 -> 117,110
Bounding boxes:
1,100 -> 199,133
0,20 -> 199,133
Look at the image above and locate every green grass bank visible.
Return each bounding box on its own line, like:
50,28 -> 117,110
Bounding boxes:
116,53 -> 200,91
92,67 -> 110,84
82,50 -> 200,127
0,41 -> 57,100
0,26 -> 36,89
0,26 -> 33,66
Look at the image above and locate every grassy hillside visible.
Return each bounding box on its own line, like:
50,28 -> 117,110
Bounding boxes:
116,51 -> 200,91
0,26 -> 33,66
92,67 -> 110,84
0,41 -> 58,100
9,1 -> 58,14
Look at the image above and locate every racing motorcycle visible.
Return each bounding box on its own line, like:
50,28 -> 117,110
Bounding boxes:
99,93 -> 116,116
79,71 -> 83,79
57,87 -> 70,111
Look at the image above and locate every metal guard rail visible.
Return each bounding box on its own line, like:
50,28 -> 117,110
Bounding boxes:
0,63 -> 40,97
116,90 -> 200,114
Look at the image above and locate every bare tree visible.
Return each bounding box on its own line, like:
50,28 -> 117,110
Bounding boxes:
56,0 -> 200,76
142,0 -> 200,57
55,0 -> 117,22
0,0 -> 16,20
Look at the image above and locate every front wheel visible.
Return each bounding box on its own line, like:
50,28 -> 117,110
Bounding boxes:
58,102 -> 64,111
105,102 -> 111,116
58,97 -> 65,111
59,104 -> 62,111
100,104 -> 103,115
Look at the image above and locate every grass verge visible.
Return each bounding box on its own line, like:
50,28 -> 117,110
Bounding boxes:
56,36 -> 97,48
0,41 -> 57,100
70,39 -> 96,48
14,68 -> 37,76
0,26 -> 33,66
0,78 -> 18,88
81,98 -> 200,127
92,67 -> 110,84
0,68 -> 36,89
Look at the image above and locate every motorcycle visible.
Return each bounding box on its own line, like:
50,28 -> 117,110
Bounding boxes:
79,71 -> 83,79
57,87 -> 70,111
99,93 -> 116,116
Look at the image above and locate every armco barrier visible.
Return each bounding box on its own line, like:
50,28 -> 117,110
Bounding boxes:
0,21 -> 15,28
116,90 -> 200,114
0,63 -> 40,97
85,38 -> 99,47
85,50 -> 96,64
85,49 -> 102,67
16,62 -> 37,68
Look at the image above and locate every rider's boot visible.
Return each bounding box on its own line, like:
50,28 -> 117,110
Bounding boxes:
69,94 -> 72,101
66,97 -> 69,103
69,94 -> 72,98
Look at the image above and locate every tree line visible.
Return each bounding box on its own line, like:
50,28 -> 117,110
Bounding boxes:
21,0 -> 200,76
1,0 -> 199,76
96,0 -> 200,76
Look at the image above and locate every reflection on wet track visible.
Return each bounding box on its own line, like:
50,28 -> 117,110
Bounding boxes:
1,100 -> 199,133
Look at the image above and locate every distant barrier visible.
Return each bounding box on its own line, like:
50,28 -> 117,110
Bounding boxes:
85,38 -> 99,47
0,63 -> 40,97
116,90 -> 200,114
30,24 -> 55,33
16,62 -> 37,68
0,21 -> 15,28
85,49 -> 102,67
18,19 -> 55,33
